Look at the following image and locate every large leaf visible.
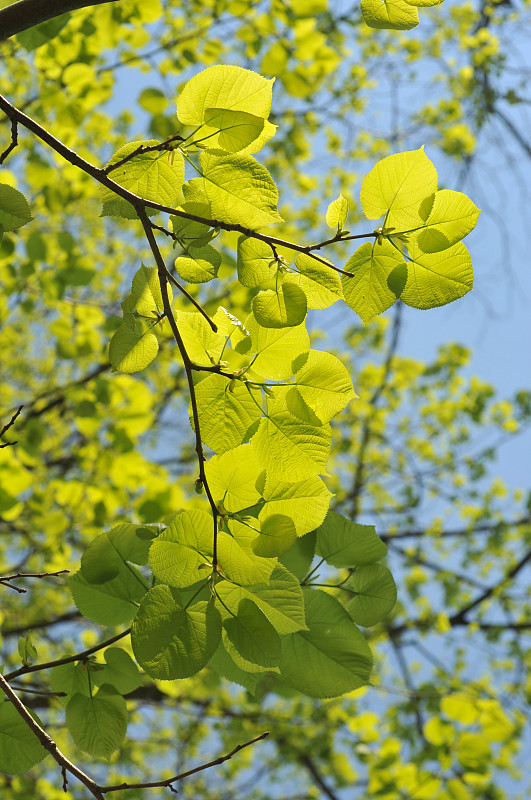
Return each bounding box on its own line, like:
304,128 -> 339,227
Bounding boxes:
108,317 -> 159,374
252,514 -> 297,558
246,314 -> 310,380
194,373 -> 262,454
69,568 -> 148,626
131,587 -> 221,679
0,703 -> 48,774
347,564 -> 397,626
201,152 -> 282,229
412,189 -> 481,253
0,184 -> 32,231
400,240 -> 473,309
286,349 -> 357,423
101,141 -> 185,218
205,445 -> 262,511
81,522 -> 157,584
258,474 -> 332,537
130,264 -> 170,317
177,65 -> 274,126
223,598 -> 281,669
360,148 -> 437,229
177,310 -> 226,367
216,564 -> 307,635
252,396 -> 331,481
65,685 -> 127,758
342,240 -> 407,323
149,510 -> 213,588
279,589 -> 373,698
175,245 -> 222,283
361,0 -> 419,29
315,511 -> 387,567
252,283 -> 307,328
237,235 -> 278,287
217,529 -> 276,585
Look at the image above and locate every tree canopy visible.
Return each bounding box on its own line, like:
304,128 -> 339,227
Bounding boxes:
0,0 -> 530,798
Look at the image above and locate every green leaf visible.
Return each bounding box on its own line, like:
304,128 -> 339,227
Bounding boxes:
92,648 -> 142,695
223,598 -> 281,668
16,14 -> 70,50
200,152 -> 282,229
65,685 -> 127,758
218,528 -> 276,585
237,235 -> 278,287
400,240 -> 473,309
279,531 -> 316,580
412,189 -> 481,253
279,588 -> 373,698
109,317 -> 159,374
68,567 -> 147,626
361,0 -> 419,29
246,313 -> 310,381
258,474 -> 332,537
252,395 -> 331,482
101,141 -> 185,218
18,632 -> 37,665
175,245 -> 222,283
402,0 -> 444,7
198,108 -> 271,155
131,587 -> 221,679
284,271 -> 341,310
347,564 -> 397,626
342,240 -> 407,323
205,445 -> 262,511
177,64 -> 274,126
252,283 -> 307,329
294,253 -> 343,299
81,523 -> 156,584
0,703 -> 48,774
315,511 -> 387,567
252,514 -> 297,557
326,194 -> 349,230
149,510 -> 213,588
360,148 -> 437,229
177,310 -> 226,367
131,264 -> 170,316
0,184 -> 32,231
170,199 -> 214,245
286,349 -> 357,423
194,374 -> 262,454
209,642 -> 259,693
216,564 -> 307,635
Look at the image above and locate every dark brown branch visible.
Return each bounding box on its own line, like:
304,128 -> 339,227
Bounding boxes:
0,117 -> 18,163
0,673 -> 105,799
0,404 -> 23,448
0,569 -> 69,593
104,135 -> 185,174
0,0 -> 119,40
99,731 -> 269,793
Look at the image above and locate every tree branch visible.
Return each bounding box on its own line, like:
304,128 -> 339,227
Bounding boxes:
0,0 -> 120,40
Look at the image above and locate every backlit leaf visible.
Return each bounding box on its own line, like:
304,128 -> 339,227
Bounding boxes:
342,240 -> 407,323
195,373 -> 262,454
252,283 -> 307,328
66,685 -> 127,758
0,184 -> 32,231
412,189 -> 481,253
175,244 -> 222,283
149,510 -> 213,588
315,512 -> 387,566
400,240 -> 473,309
109,318 -> 159,374
347,564 -> 397,626
0,704 -> 47,774
361,0 -> 419,29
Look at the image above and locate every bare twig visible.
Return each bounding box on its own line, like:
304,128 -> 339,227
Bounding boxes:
0,404 -> 23,447
104,135 -> 185,174
0,569 -> 69,593
0,117 -> 18,163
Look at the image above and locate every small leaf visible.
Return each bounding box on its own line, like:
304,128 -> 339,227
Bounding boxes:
342,240 -> 407,323
315,511 -> 387,566
109,318 -> 159,373
326,194 -> 349,230
252,283 -> 307,329
237,236 -> 278,287
205,445 -> 263,512
131,587 -> 221,679
195,373 -> 262,454
175,245 -> 222,283
259,474 -> 332,537
246,314 -> 310,381
149,510 -> 213,588
413,189 -> 481,253
66,685 -> 127,758
131,264 -> 170,317
347,564 -> 397,626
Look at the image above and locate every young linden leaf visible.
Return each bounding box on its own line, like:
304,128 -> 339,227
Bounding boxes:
217,530 -> 276,585
288,349 -> 357,424
283,271 -> 341,310
223,598 -> 281,668
200,152 -> 282,229
216,563 -> 307,635
81,522 -> 157,584
279,531 -> 316,580
196,108 -> 276,156
412,189 -> 481,253
245,313 -> 310,380
252,283 -> 307,329
65,685 -> 127,759
294,252 -> 343,299
177,64 -> 274,127
315,511 -> 387,566
175,244 -> 222,283
237,235 -> 278,287
360,148 -> 437,230
326,194 -> 349,230
131,264 -> 171,316
68,568 -> 148,626
252,395 -> 332,482
258,474 -> 333,537
252,514 -> 298,558
149,509 -> 213,588
0,703 -> 48,774
209,642 -> 260,693
177,310 -> 226,367
279,588 -> 373,698
109,318 -> 159,373
194,374 -> 262,455
400,240 -> 473,309
342,240 -> 407,323
361,0 -> 419,29
92,648 -> 142,695
0,184 -> 32,231
170,200 -> 214,245
205,444 -> 263,511
101,141 -> 185,218
347,564 -> 397,626
131,587 -> 221,680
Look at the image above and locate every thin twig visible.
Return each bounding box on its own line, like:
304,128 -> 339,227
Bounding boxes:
0,404 -> 23,447
0,569 -> 69,593
104,135 -> 185,174
0,117 -> 18,163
